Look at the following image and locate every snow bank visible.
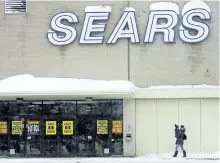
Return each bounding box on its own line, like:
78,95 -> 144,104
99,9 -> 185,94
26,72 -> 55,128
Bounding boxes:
0,74 -> 136,94
149,2 -> 179,14
147,85 -> 220,89
182,0 -> 211,16
85,6 -> 111,12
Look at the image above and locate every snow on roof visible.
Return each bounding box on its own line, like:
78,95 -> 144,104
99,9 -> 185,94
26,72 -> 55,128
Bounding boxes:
85,6 -> 111,12
149,2 -> 179,14
0,74 -> 136,94
0,75 -> 218,96
147,85 -> 220,89
182,0 -> 211,16
124,7 -> 135,12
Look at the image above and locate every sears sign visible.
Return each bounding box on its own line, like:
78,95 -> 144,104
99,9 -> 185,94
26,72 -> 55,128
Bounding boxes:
47,0 -> 212,46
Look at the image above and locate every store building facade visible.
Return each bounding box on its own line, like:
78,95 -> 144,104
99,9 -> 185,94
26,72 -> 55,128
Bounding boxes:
0,0 -> 219,158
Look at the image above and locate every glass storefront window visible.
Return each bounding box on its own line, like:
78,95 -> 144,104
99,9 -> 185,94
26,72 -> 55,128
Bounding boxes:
9,102 -> 26,116
0,102 -> 8,115
0,117 -> 8,157
112,100 -> 123,117
43,101 -> 59,116
0,99 -> 123,157
26,141 -> 41,155
94,101 -> 112,116
61,101 -> 76,115
9,117 -> 25,156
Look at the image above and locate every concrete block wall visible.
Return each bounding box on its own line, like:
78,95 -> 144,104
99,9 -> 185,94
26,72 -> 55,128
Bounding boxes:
0,1 -> 219,88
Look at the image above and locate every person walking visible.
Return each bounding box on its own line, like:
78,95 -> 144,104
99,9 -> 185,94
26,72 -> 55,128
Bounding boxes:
173,125 -> 187,157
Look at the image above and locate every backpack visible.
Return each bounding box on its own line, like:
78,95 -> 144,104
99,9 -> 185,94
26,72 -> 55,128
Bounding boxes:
183,134 -> 187,140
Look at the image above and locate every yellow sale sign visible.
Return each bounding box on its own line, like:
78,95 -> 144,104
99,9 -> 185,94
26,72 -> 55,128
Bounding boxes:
97,120 -> 108,135
46,121 -> 56,135
112,120 -> 122,134
62,121 -> 73,135
12,121 -> 23,135
0,122 -> 7,134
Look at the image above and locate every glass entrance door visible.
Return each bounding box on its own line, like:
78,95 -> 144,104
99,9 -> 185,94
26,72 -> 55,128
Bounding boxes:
59,116 -> 76,157
76,101 -> 115,157
25,117 -> 41,156
76,102 -> 95,157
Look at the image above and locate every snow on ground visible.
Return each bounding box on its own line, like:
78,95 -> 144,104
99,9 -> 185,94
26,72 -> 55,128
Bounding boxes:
0,152 -> 219,163
142,151 -> 220,159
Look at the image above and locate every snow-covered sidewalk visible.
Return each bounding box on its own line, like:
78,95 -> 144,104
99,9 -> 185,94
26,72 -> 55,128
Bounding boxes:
0,157 -> 219,163
0,152 -> 219,163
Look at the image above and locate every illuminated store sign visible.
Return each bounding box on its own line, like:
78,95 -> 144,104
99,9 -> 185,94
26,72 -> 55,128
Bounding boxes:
47,0 -> 211,46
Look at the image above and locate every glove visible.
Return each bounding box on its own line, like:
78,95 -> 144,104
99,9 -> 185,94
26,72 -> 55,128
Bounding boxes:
175,124 -> 179,128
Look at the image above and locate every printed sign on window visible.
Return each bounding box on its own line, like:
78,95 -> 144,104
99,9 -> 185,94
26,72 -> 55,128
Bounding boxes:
46,121 -> 56,135
62,121 -> 73,135
112,120 -> 122,134
12,121 -> 23,135
97,120 -> 108,135
0,121 -> 7,134
27,121 -> 40,135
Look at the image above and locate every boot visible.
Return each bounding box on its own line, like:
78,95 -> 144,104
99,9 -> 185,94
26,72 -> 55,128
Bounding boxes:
173,151 -> 178,157
183,150 -> 186,157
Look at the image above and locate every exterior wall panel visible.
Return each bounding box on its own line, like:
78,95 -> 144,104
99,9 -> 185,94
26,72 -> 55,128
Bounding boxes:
136,99 -> 157,155
157,99 -> 178,154
123,99 -> 136,156
179,99 -> 201,152
201,99 -> 219,153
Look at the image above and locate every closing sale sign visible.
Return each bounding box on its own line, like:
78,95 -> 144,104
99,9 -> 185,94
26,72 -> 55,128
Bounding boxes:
47,0 -> 212,46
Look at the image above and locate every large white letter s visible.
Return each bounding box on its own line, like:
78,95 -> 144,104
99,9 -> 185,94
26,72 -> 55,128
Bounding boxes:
179,9 -> 211,43
47,12 -> 79,46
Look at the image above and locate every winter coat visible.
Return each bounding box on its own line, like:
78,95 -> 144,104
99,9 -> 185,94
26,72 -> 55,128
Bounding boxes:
175,128 -> 185,145
175,128 -> 179,138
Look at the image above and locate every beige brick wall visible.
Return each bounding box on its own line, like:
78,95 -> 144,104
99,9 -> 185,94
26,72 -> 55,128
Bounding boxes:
0,1 -> 218,87
0,1 -> 129,80
129,1 -> 219,87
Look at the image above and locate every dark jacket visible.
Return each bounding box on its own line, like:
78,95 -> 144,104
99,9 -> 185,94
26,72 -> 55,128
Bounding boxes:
175,128 -> 185,145
175,128 -> 179,138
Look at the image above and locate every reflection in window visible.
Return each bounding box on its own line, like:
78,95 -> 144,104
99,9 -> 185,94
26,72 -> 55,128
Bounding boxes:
77,103 -> 94,115
61,101 -> 76,115
0,102 -> 8,115
0,139 -> 8,156
44,141 -> 58,157
26,141 -> 41,155
26,102 -> 42,115
94,101 -> 111,115
60,139 -> 75,156
9,140 -> 25,156
112,141 -> 123,155
43,102 -> 59,115
112,100 -> 123,116
9,102 -> 26,116
0,118 -> 8,156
